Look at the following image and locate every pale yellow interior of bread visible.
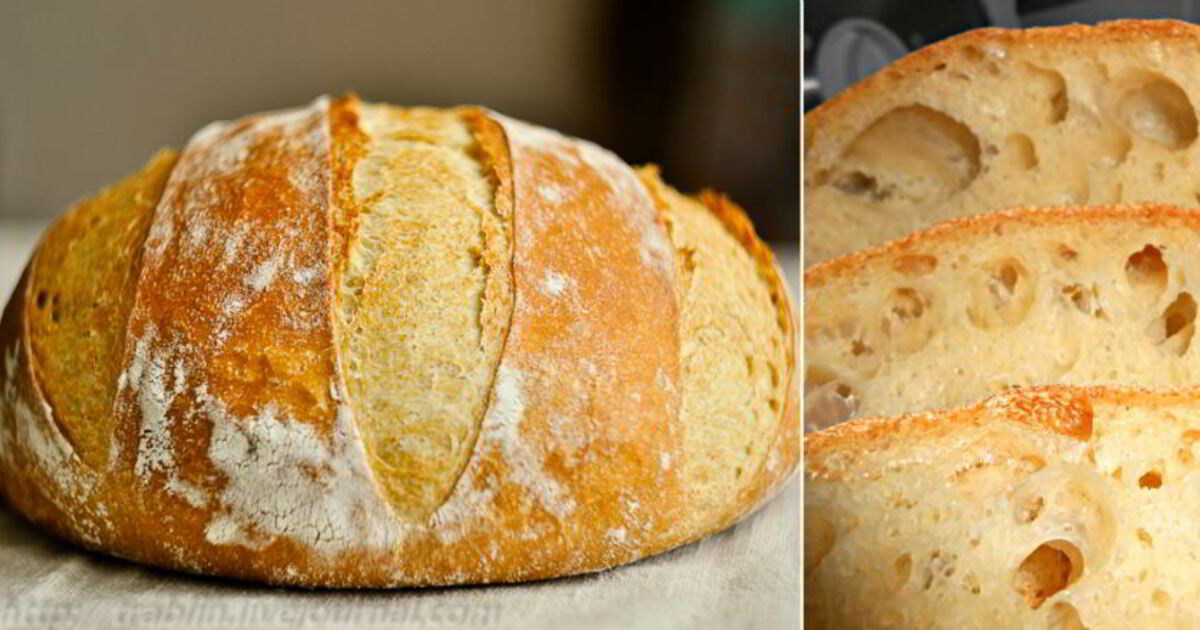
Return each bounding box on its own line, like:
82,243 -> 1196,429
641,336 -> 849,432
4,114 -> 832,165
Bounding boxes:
25,150 -> 178,468
806,398 -> 1200,629
806,217 -> 1200,431
338,103 -> 510,523
806,36 -> 1200,263
643,171 -> 788,529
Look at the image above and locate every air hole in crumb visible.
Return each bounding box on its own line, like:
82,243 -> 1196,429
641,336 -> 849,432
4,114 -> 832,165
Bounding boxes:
892,553 -> 912,592
831,104 -> 981,206
963,571 -> 981,594
965,44 -> 1003,75
1116,73 -> 1198,150
1060,284 -> 1102,317
1025,64 -> 1068,124
1006,133 -> 1038,169
1138,470 -> 1163,489
1047,601 -> 1088,630
881,287 -> 934,353
888,288 -> 926,316
1017,495 -> 1045,523
1152,292 -> 1197,356
891,254 -> 938,276
1014,540 -> 1082,609
1126,245 -> 1167,295
1112,467 -> 1123,480
832,170 -> 885,199
1136,528 -> 1154,547
804,376 -> 858,431
1152,589 -> 1171,608
922,551 -> 957,590
1180,430 -> 1200,465
968,258 -> 1034,328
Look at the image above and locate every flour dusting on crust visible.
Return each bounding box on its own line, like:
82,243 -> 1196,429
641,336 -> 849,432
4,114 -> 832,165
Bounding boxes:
540,270 -> 571,297
483,365 -> 574,519
202,386 -> 399,553
489,114 -> 672,275
431,364 -> 575,540
120,325 -> 207,508
1,339 -> 93,501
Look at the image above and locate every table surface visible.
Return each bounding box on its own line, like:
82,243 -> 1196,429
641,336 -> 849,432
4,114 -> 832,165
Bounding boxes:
0,221 -> 800,630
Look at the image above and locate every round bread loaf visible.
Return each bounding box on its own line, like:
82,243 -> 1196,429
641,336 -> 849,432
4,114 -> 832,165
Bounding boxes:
0,95 -> 797,587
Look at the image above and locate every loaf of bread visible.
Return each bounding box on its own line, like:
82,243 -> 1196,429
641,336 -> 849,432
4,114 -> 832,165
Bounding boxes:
805,20 -> 1200,264
805,204 -> 1200,431
805,385 -> 1200,629
0,95 -> 797,587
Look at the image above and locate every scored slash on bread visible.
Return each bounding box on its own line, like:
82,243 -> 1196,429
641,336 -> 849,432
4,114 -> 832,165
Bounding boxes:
804,385 -> 1200,629
805,19 -> 1200,264
805,203 -> 1200,432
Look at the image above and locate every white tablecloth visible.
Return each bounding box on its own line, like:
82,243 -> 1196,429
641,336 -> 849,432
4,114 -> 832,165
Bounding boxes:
0,221 -> 799,630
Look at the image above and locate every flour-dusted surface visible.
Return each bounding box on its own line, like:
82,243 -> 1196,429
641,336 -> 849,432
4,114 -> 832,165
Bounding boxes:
0,225 -> 798,629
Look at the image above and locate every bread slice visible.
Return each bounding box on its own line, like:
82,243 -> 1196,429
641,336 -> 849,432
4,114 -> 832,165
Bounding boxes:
805,385 -> 1200,629
804,204 -> 1200,432
805,19 -> 1200,264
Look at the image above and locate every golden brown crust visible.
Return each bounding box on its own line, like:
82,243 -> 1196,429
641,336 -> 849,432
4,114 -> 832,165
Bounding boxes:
804,19 -> 1200,149
805,202 -> 1200,284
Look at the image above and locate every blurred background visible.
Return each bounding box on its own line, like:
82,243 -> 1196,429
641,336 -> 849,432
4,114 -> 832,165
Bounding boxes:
804,0 -> 1200,111
0,0 -> 798,242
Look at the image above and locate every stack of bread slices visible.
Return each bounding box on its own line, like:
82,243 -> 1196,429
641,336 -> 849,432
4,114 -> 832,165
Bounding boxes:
805,19 -> 1200,629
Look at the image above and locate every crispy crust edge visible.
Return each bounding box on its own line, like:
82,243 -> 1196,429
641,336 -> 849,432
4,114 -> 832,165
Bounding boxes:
804,202 -> 1200,284
802,384 -> 1200,479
